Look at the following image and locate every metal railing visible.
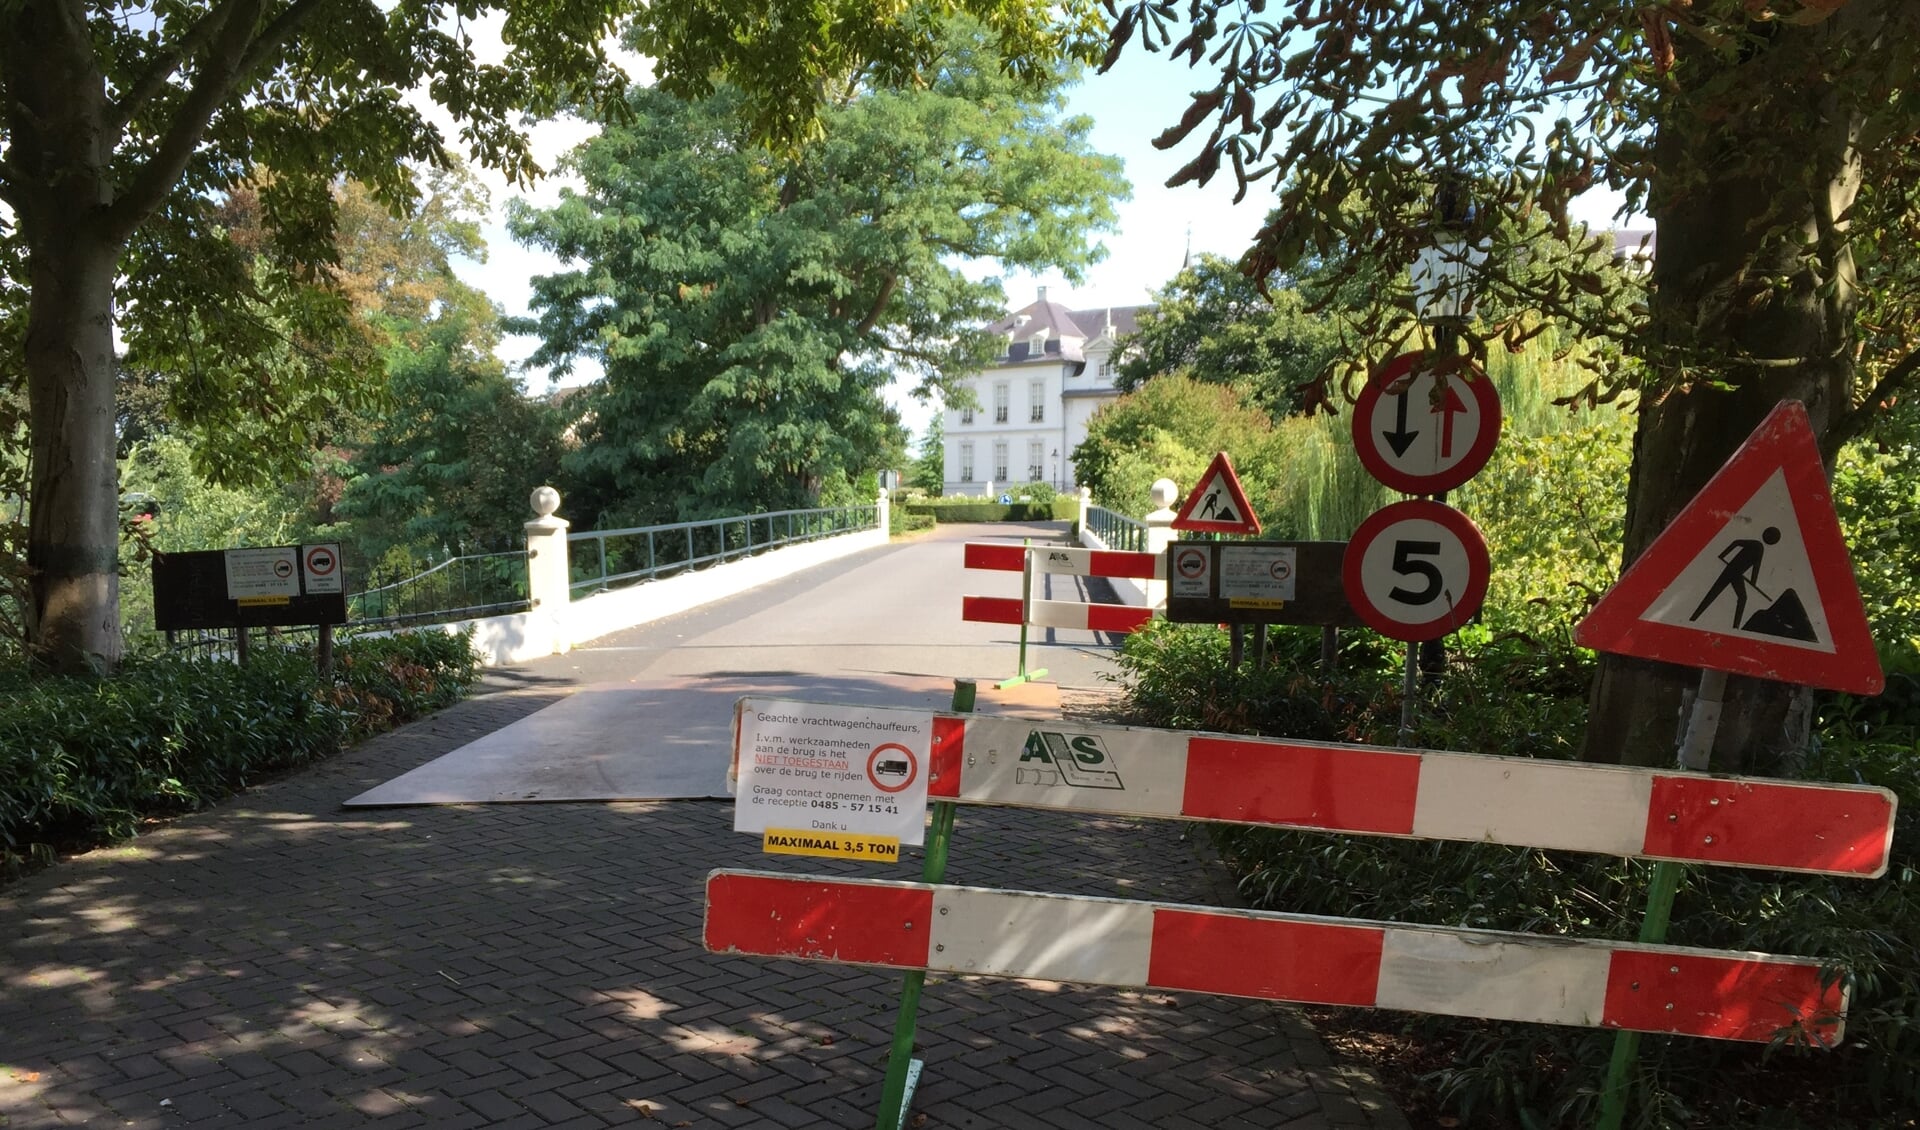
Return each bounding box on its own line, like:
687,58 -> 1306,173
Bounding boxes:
349,550 -> 531,627
158,623 -> 328,656
569,504 -> 877,595
1085,505 -> 1147,552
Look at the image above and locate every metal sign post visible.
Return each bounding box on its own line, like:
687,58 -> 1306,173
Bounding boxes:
997,543 -> 1048,689
1595,668 -> 1727,1130
873,679 -> 974,1130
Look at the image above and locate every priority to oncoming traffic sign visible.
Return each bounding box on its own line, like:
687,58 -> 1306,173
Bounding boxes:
1352,352 -> 1502,495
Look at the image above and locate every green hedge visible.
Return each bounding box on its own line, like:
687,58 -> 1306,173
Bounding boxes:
904,499 -> 1077,522
0,630 -> 478,874
889,508 -> 936,534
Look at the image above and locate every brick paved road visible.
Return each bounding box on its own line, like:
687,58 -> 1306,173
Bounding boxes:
1,536 -> 1408,1130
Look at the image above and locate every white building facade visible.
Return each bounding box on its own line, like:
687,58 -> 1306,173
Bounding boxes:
942,288 -> 1147,496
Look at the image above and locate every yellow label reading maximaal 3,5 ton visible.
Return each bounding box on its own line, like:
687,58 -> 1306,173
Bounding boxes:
762,829 -> 900,862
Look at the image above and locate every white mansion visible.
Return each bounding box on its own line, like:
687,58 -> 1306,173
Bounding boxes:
942,288 -> 1149,496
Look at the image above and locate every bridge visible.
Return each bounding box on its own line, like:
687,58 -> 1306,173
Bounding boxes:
0,518 -> 1408,1129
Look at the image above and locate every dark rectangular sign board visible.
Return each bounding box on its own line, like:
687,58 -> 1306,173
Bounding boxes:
152,546 -> 348,631
1164,540 -> 1362,628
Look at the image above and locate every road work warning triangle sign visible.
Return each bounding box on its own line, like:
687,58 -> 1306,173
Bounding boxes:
1173,451 -> 1262,535
1575,401 -> 1882,695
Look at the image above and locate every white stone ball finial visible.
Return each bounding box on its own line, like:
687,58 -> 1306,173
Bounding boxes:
530,486 -> 562,518
1150,478 -> 1179,510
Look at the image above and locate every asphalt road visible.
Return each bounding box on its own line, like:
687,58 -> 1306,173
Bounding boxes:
533,520 -> 1131,690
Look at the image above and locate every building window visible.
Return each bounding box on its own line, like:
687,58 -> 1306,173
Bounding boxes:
993,441 -> 1008,483
1098,360 -> 1113,377
1028,440 -> 1045,483
993,383 -> 1009,423
960,405 -> 973,425
1029,380 -> 1045,422
959,442 -> 974,482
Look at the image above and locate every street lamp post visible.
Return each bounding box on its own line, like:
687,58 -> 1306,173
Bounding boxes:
1402,171 -> 1481,735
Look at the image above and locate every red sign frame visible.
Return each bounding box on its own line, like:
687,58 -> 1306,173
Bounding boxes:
1574,401 -> 1882,695
1352,352 -> 1502,495
1172,451 -> 1262,535
1341,499 -> 1490,642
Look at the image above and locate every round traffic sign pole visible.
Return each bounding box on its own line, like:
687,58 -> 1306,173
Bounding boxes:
1342,500 -> 1490,642
1352,352 -> 1501,494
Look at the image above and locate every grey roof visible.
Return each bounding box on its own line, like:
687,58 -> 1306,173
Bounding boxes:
987,294 -> 1151,364
1079,305 -> 1143,340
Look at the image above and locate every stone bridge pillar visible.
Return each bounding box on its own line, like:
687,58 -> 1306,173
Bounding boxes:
526,487 -> 572,651
1143,477 -> 1178,613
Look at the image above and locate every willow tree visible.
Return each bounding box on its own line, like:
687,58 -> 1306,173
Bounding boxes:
1108,0 -> 1920,770
0,0 -> 1098,671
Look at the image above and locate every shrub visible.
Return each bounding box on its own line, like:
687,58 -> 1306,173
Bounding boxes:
904,499 -> 1075,522
890,507 -> 935,535
1014,480 -> 1057,505
0,630 -> 478,875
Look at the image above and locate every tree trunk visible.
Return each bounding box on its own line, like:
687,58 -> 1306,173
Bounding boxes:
1581,18 -> 1862,772
7,0 -> 126,671
23,234 -> 125,672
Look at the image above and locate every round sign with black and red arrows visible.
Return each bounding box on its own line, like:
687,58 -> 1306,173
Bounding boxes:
1352,352 -> 1501,495
1342,500 -> 1490,642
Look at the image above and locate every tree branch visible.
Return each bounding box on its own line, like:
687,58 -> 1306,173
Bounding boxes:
1825,346 -> 1920,457
854,273 -> 897,336
104,0 -> 330,241
103,0 -> 249,140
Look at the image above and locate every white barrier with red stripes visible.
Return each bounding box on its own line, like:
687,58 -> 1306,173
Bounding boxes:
735,697 -> 1897,878
705,871 -> 1847,1045
712,696 -> 1887,1050
963,542 -> 1164,580
960,595 -> 1153,634
961,541 -> 1159,635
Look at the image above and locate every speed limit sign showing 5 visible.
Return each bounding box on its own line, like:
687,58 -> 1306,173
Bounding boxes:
1342,500 -> 1490,641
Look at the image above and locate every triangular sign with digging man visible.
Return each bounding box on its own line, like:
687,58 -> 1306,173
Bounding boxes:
1172,451 -> 1262,536
1575,401 -> 1882,695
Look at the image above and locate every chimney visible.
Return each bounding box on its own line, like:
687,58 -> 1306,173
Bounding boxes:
1037,286 -> 1049,303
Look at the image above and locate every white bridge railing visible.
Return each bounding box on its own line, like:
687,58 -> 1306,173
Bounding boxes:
430,488 -> 889,666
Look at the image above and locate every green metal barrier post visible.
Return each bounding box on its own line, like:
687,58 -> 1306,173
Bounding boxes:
873,678 -> 974,1129
998,540 -> 1047,688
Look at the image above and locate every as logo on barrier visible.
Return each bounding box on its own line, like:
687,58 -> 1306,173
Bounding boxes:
1016,731 -> 1125,790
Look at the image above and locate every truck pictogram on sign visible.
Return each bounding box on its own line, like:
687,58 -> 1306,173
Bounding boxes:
866,743 -> 920,794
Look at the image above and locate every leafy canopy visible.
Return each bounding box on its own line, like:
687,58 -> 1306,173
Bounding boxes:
511,25 -> 1127,524
1073,374 -> 1279,517
1117,254 -> 1340,416
1104,1 -> 1920,415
